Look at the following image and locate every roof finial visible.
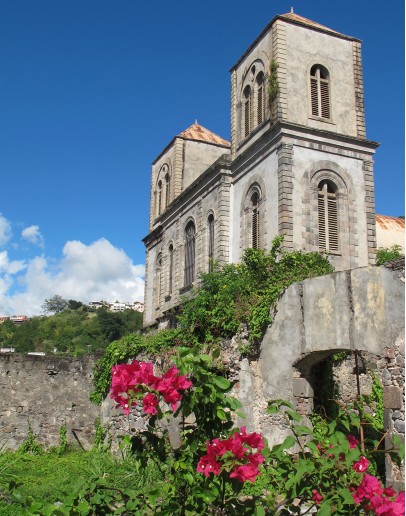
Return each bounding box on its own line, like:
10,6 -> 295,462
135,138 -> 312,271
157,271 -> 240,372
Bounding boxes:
290,6 -> 294,13
195,118 -> 198,124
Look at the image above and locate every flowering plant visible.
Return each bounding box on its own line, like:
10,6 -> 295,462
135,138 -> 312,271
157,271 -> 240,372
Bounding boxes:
110,360 -> 192,415
197,427 -> 265,483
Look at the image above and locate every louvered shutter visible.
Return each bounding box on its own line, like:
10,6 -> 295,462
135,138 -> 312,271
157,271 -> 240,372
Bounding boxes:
327,196 -> 338,251
244,99 -> 250,137
320,80 -> 330,119
208,216 -> 214,272
252,208 -> 259,249
318,195 -> 327,250
168,246 -> 173,294
311,77 -> 319,116
257,86 -> 263,125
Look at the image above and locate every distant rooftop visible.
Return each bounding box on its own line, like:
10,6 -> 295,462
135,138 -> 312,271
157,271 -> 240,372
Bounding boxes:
376,214 -> 405,251
177,122 -> 230,147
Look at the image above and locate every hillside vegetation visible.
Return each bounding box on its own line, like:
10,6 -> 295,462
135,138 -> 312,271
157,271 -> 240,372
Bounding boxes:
0,307 -> 143,356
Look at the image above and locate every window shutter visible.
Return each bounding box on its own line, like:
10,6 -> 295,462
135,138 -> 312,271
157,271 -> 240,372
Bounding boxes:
318,195 -> 326,250
257,86 -> 263,125
252,207 -> 259,249
320,80 -> 330,119
327,197 -> 338,251
208,216 -> 214,272
311,77 -> 319,116
244,99 -> 250,137
168,246 -> 173,294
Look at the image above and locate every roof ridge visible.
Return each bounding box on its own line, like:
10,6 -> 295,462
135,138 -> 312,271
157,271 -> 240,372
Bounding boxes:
178,122 -> 230,147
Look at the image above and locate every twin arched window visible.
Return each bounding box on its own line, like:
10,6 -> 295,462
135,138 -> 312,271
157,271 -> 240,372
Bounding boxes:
243,64 -> 266,138
184,221 -> 196,286
310,65 -> 331,120
318,180 -> 338,252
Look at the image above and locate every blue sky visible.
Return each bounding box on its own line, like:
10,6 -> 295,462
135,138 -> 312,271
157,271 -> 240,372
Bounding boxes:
0,1 -> 404,315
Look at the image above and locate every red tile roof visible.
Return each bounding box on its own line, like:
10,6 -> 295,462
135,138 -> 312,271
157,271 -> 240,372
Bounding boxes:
279,12 -> 345,37
376,214 -> 405,230
178,122 -> 230,147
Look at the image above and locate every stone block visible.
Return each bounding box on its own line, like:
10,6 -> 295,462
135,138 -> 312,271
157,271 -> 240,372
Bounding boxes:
383,386 -> 403,409
293,378 -> 314,398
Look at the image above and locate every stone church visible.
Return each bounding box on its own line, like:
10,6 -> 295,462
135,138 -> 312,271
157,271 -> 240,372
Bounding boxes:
142,10 -> 379,328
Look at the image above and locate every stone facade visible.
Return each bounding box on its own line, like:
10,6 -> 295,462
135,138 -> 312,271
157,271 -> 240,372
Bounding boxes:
143,11 -> 379,328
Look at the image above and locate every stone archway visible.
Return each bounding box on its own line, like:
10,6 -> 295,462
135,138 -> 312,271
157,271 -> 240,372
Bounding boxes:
235,263 -> 404,487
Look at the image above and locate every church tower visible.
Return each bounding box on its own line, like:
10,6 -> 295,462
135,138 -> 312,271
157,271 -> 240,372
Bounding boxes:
143,11 -> 378,328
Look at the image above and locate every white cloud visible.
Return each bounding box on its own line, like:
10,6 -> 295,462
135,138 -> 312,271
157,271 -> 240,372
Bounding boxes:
0,238 -> 144,316
0,214 -> 12,247
21,225 -> 44,247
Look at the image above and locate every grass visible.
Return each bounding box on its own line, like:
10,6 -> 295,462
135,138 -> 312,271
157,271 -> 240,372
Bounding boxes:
0,447 -> 163,514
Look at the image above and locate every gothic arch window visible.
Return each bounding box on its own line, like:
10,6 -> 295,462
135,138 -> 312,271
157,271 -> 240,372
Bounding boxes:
168,244 -> 174,295
155,253 -> 162,307
310,65 -> 331,120
243,85 -> 252,137
155,163 -> 171,218
184,220 -> 196,286
208,213 -> 215,272
318,180 -> 339,252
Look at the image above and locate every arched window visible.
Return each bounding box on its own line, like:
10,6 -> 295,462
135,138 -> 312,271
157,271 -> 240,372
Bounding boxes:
157,180 -> 163,215
243,85 -> 252,137
310,65 -> 330,120
155,253 -> 162,307
318,180 -> 338,251
251,191 -> 260,249
165,173 -> 171,208
168,244 -> 174,295
208,214 -> 215,272
184,221 -> 196,286
256,72 -> 264,125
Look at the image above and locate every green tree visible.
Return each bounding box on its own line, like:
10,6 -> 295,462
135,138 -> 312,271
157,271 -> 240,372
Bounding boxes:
67,299 -> 84,310
42,295 -> 68,314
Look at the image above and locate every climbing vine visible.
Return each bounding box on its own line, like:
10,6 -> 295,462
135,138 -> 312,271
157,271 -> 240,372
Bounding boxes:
268,59 -> 279,118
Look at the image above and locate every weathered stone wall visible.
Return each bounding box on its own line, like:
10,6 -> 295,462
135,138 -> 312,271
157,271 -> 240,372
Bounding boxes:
0,354 -> 99,450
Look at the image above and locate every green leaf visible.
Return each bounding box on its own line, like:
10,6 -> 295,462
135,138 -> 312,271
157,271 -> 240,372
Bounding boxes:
338,488 -> 356,505
318,501 -> 332,516
285,409 -> 301,422
216,408 -> 227,420
212,376 -> 231,389
255,506 -> 266,516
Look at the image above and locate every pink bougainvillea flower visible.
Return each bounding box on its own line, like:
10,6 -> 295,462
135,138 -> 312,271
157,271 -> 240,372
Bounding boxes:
207,438 -> 228,457
311,489 -> 323,504
383,487 -> 397,498
347,434 -> 359,449
352,456 -> 370,473
247,452 -> 265,466
142,393 -> 159,415
352,474 -> 384,504
237,426 -> 265,450
196,455 -> 221,477
230,463 -> 260,483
